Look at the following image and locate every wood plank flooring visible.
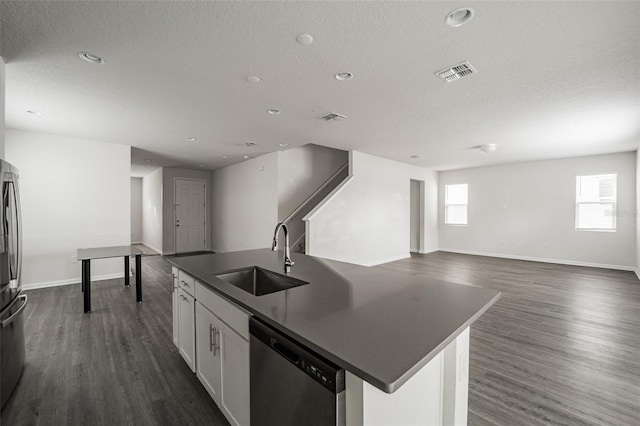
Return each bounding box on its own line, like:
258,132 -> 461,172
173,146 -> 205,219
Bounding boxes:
380,252 -> 640,426
2,251 -> 639,425
1,255 -> 229,426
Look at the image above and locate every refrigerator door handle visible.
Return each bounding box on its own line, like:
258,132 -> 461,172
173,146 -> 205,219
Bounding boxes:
1,294 -> 27,328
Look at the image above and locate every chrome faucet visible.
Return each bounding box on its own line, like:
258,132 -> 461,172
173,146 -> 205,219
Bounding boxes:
272,222 -> 294,274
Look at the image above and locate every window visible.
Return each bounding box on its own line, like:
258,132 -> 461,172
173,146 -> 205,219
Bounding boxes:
575,173 -> 617,230
445,184 -> 468,225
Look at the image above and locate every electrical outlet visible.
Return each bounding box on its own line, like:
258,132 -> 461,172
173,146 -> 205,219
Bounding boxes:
70,255 -> 77,264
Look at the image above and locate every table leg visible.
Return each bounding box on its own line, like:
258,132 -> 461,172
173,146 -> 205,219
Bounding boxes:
135,254 -> 142,303
82,259 -> 91,313
124,256 -> 130,287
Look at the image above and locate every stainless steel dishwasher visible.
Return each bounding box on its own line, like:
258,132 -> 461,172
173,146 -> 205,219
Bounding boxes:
250,317 -> 345,426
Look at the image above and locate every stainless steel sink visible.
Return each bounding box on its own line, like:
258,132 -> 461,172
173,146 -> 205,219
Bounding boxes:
216,266 -> 309,296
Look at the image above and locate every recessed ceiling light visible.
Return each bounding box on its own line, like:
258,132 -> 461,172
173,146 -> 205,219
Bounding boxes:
78,52 -> 105,64
335,72 -> 354,81
246,75 -> 261,83
296,33 -> 314,46
267,109 -> 281,115
241,141 -> 258,147
445,7 -> 475,27
144,159 -> 154,163
279,143 -> 289,147
198,165 -> 204,168
186,137 -> 197,142
26,110 -> 43,116
410,155 -> 423,159
221,155 -> 229,159
243,155 -> 254,160
479,144 -> 497,153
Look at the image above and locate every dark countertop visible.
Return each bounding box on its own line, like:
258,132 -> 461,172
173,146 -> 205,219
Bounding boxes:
169,249 -> 500,393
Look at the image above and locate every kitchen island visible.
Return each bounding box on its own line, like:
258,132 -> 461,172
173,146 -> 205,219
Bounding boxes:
170,249 -> 500,425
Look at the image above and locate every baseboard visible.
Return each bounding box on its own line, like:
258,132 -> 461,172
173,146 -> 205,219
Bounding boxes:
23,272 -> 126,291
362,254 -> 411,267
418,248 -> 439,255
438,248 -> 635,272
140,242 -> 163,254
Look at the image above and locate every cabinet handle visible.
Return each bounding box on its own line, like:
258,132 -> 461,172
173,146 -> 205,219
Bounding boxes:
209,324 -> 215,353
181,280 -> 190,287
179,294 -> 187,301
213,327 -> 220,356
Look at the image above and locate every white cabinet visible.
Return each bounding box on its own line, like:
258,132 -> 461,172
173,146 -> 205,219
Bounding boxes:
177,287 -> 196,372
195,302 -> 222,404
174,268 -> 250,426
195,299 -> 250,426
172,267 -> 179,348
216,318 -> 250,426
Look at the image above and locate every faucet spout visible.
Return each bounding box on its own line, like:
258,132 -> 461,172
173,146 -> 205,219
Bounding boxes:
272,222 -> 295,274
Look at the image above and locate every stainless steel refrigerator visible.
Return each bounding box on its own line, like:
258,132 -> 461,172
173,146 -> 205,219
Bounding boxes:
0,159 -> 26,410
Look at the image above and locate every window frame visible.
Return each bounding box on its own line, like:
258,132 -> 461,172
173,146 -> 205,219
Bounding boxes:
444,183 -> 468,226
575,172 -> 617,232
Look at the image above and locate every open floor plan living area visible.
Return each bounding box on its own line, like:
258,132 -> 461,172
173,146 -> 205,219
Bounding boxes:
1,1 -> 638,425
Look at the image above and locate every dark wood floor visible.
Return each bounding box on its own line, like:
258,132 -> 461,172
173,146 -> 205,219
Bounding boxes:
380,252 -> 640,426
1,255 -> 230,426
2,252 -> 639,425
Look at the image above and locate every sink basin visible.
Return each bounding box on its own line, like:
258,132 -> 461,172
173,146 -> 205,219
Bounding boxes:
216,266 -> 309,296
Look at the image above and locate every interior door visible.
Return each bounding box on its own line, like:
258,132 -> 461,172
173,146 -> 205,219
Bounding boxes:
175,179 -> 206,254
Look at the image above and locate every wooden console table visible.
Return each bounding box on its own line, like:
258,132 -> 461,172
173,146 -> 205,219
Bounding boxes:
77,245 -> 144,313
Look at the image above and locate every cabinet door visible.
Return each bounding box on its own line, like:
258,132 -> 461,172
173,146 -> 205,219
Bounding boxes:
195,302 -> 222,405
177,288 -> 196,372
218,320 -> 250,426
172,268 -> 179,348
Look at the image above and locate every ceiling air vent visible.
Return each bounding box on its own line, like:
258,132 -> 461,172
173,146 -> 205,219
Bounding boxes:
321,112 -> 347,121
435,61 -> 477,83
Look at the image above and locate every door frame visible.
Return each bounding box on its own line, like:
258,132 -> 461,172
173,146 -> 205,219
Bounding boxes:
174,178 -> 208,254
409,179 -> 425,253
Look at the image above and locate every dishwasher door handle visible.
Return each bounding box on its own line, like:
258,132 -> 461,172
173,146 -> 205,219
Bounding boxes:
271,339 -> 300,365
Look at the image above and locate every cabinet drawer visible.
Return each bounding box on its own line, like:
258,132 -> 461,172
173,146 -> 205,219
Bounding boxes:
178,270 -> 196,297
196,282 -> 250,341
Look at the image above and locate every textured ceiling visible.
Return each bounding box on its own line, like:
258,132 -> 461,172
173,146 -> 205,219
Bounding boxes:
1,1 -> 639,174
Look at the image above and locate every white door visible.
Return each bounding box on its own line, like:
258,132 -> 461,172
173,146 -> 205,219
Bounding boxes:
175,179 -> 206,253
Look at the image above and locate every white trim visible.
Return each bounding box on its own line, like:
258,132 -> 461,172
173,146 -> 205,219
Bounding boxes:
418,248 -> 439,255
303,176 -> 354,222
139,242 -> 163,255
361,254 -> 410,267
635,268 -> 640,281
23,272 -> 125,291
438,248 -> 635,271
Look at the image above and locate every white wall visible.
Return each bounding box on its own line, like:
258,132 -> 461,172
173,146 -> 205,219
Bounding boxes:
0,57 -> 5,159
211,153 -> 278,252
277,144 -> 348,219
5,129 -> 130,288
306,151 -> 438,266
131,177 -> 143,243
162,167 -> 212,254
439,152 -> 636,269
142,168 -> 163,253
